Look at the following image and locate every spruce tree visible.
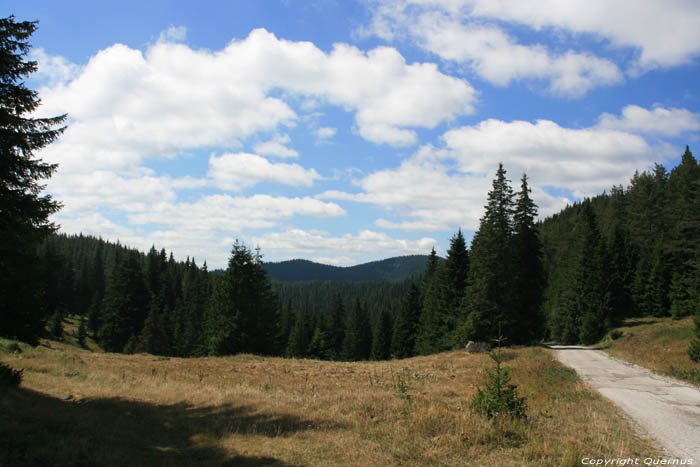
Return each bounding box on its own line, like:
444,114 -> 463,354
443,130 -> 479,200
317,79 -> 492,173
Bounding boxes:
462,163 -> 515,343
327,292 -> 346,360
342,299 -> 372,361
371,307 -> 393,361
204,241 -> 278,355
391,283 -> 421,359
135,295 -> 170,355
0,16 -> 67,343
511,174 -> 544,343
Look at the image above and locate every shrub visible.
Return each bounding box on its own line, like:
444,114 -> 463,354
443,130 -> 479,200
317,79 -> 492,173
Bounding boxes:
0,362 -> 23,386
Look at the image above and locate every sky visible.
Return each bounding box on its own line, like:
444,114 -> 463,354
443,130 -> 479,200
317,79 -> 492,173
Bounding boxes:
4,0 -> 700,268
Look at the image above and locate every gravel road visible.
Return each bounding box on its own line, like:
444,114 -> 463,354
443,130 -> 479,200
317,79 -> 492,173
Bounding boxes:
550,345 -> 700,461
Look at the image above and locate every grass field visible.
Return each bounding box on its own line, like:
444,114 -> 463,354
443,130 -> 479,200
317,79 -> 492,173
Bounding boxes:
597,316 -> 700,386
1,326 -> 660,467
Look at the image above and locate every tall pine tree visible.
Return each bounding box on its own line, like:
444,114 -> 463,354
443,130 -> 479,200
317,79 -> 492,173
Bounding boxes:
0,17 -> 66,343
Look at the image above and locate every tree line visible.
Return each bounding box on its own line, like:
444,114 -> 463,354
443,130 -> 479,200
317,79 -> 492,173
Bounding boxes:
2,15 -> 699,362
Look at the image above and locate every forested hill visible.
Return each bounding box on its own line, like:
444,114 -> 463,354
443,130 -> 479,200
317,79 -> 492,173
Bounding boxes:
262,255 -> 434,282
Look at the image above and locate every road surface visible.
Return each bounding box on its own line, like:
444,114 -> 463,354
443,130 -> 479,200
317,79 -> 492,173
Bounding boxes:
550,345 -> 700,461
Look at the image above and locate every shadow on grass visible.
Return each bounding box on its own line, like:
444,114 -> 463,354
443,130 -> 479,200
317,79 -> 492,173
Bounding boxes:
0,386 -> 340,466
618,318 -> 660,327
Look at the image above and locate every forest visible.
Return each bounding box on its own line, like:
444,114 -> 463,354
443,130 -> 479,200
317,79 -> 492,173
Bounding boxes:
2,15 -> 700,363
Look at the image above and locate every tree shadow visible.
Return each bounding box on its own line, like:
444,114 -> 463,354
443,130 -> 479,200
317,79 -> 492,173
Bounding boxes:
618,318 -> 659,327
1,386 -> 342,466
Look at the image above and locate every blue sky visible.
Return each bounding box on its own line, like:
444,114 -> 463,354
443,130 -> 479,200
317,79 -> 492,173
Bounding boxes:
4,0 -> 700,268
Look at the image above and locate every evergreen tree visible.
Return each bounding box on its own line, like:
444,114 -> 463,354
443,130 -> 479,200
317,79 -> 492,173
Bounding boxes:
444,229 -> 469,300
371,307 -> 393,361
462,163 -> 516,343
342,299 -> 372,361
0,16 -> 67,343
135,295 -> 170,355
415,263 -> 452,354
307,316 -> 331,360
77,314 -> 87,348
286,306 -> 312,358
391,283 -> 421,359
98,250 -> 149,352
49,309 -> 63,339
204,241 -> 278,355
326,292 -> 346,360
511,174 -> 544,343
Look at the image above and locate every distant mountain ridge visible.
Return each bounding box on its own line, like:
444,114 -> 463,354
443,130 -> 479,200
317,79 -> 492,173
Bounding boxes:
263,255 -> 435,282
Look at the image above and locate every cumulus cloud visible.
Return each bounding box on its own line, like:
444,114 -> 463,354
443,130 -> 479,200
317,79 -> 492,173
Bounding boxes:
29,48 -> 81,87
207,153 -> 320,190
597,105 -> 700,137
363,0 -> 700,94
462,0 -> 700,71
321,111 -> 667,233
253,133 -> 299,158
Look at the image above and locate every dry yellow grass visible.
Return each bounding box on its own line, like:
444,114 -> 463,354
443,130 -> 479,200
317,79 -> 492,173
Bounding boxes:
597,316 -> 699,385
1,339 -> 659,466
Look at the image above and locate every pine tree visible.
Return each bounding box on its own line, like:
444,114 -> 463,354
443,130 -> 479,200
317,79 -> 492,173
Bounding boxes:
445,229 -> 469,300
371,307 -> 393,361
0,16 -> 67,343
204,241 -> 278,355
77,314 -> 87,348
462,163 -> 515,343
135,295 -> 170,355
391,283 -> 421,359
327,292 -> 346,360
98,250 -> 149,352
511,174 -> 544,343
49,309 -> 63,339
342,299 -> 372,361
415,263 -> 452,354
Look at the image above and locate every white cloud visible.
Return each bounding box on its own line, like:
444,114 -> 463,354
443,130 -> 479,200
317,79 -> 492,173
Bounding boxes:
208,153 -> 320,190
251,228 -> 436,262
158,25 -> 187,43
363,0 -> 700,94
29,48 -> 81,87
36,27 -> 476,175
316,126 -> 338,142
597,105 -> 700,137
363,1 -> 623,96
253,133 -> 299,158
463,0 -> 700,71
442,118 -> 655,197
321,111 -> 666,234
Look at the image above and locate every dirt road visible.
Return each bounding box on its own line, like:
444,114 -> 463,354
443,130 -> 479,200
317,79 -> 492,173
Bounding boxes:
550,345 -> 700,461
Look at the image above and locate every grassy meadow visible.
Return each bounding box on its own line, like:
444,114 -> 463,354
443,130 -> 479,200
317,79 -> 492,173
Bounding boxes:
0,317 -> 660,466
597,316 -> 700,386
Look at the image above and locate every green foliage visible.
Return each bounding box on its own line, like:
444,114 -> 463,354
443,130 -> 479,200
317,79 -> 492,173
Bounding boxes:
0,16 -> 66,344
77,315 -> 87,348
370,307 -> 393,361
0,362 -> 23,386
391,283 -> 421,359
342,299 -> 372,361
49,310 -> 63,339
471,336 -> 527,419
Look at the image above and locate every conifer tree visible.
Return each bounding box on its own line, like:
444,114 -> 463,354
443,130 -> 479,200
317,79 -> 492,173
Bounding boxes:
307,315 -> 332,360
0,16 -> 67,343
415,263 -> 452,354
391,283 -> 421,359
98,250 -> 149,352
445,229 -> 469,300
462,163 -> 516,342
511,174 -> 544,343
135,295 -> 170,355
327,292 -> 346,360
204,241 -> 278,355
371,307 -> 393,361
342,299 -> 372,361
